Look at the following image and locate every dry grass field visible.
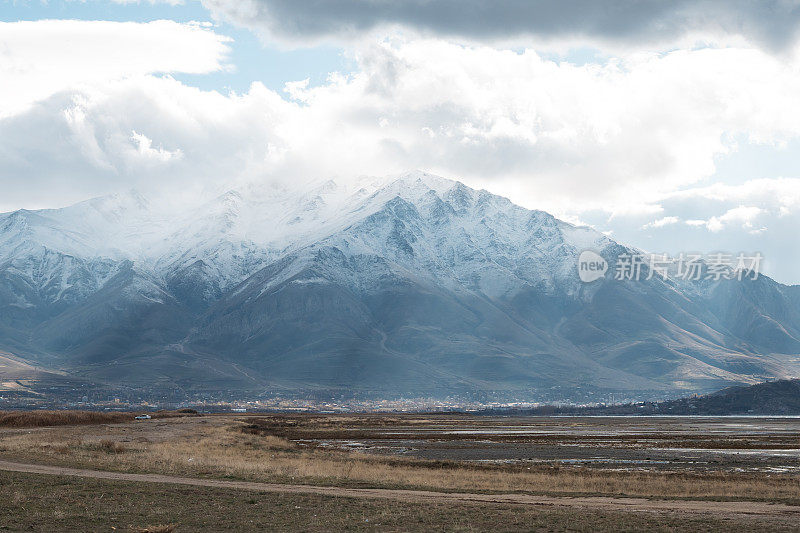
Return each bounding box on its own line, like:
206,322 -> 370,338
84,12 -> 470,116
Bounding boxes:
1,413 -> 799,501
4,469 -> 783,533
1,412 -> 799,531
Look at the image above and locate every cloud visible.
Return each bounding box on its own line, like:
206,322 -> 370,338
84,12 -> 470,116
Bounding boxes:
642,216 -> 679,229
202,0 -> 800,52
303,39 -> 800,216
130,131 -> 184,163
685,219 -> 707,227
604,177 -> 800,237
705,205 -> 765,232
587,177 -> 800,283
666,178 -> 800,214
0,77 -> 294,210
0,19 -> 231,116
5,38 -> 800,216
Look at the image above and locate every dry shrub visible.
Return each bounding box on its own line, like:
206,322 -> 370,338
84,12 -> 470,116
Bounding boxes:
98,439 -> 127,454
0,409 -> 197,428
52,441 -> 75,455
0,411 -> 130,428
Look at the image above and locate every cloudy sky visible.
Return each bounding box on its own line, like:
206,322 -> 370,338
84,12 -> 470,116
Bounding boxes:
2,0 -> 800,283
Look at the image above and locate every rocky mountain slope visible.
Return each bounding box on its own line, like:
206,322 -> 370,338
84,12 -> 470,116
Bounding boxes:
1,171 -> 798,399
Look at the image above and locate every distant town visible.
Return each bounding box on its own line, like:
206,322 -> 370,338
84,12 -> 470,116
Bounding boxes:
0,379 -> 687,413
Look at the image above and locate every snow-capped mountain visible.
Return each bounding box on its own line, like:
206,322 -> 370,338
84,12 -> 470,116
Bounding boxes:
1,171 -> 799,399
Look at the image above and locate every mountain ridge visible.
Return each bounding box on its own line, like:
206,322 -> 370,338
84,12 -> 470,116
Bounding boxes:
1,171 -> 798,400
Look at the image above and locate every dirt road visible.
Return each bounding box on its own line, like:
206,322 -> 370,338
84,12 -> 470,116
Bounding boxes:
1,459 -> 798,520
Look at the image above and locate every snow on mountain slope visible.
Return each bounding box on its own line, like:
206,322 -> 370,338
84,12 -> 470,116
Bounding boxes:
0,191 -> 162,260
1,170 -> 799,397
187,171 -> 616,303
0,171 -> 612,298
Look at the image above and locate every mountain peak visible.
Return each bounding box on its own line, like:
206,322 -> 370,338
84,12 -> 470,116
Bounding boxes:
82,188 -> 150,215
389,170 -> 459,194
1,172 -> 799,399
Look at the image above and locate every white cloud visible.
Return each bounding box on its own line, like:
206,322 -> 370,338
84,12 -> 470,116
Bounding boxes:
667,178 -> 800,214
642,216 -> 679,229
5,38 -> 800,216
285,39 -> 800,216
685,219 -> 707,227
0,20 -> 231,117
705,205 -> 764,232
130,131 -> 183,163
0,76 -> 296,210
590,176 -> 800,283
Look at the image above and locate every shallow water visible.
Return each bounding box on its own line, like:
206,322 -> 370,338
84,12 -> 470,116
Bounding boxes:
296,416 -> 800,473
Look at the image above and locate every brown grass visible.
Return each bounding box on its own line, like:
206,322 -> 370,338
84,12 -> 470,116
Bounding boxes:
98,439 -> 127,454
0,411 -> 131,428
2,417 -> 799,504
0,409 -> 199,428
